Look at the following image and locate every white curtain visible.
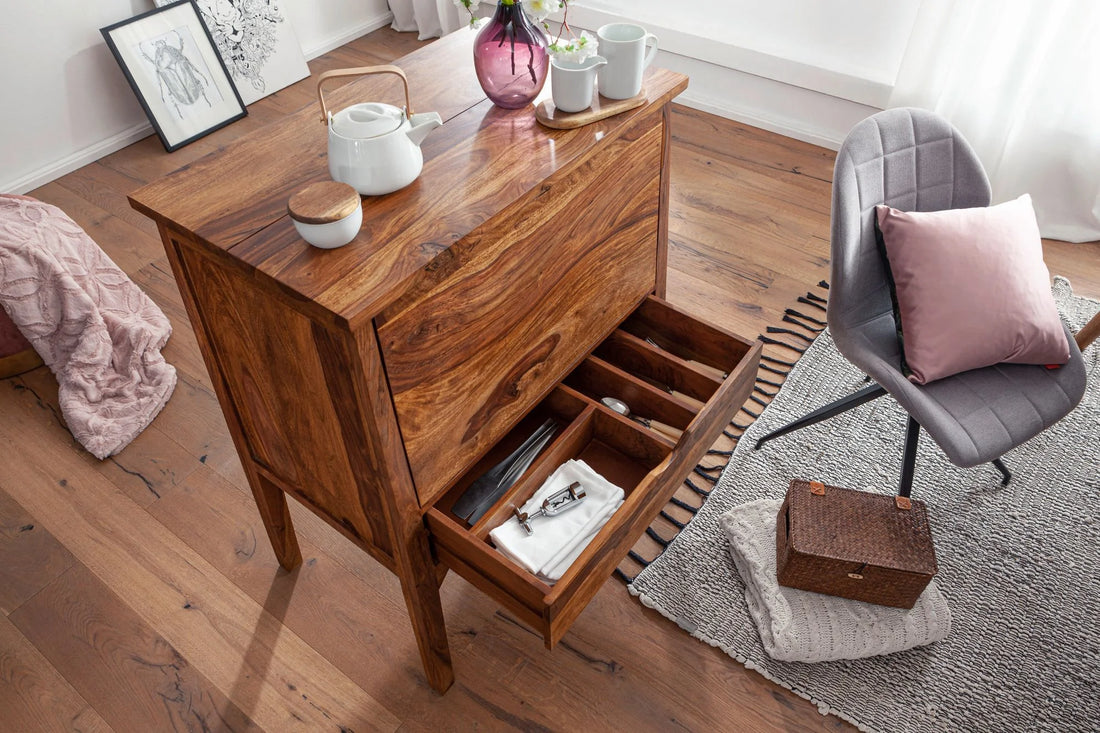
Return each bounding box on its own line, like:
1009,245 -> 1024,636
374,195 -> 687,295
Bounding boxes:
388,0 -> 465,40
890,0 -> 1100,242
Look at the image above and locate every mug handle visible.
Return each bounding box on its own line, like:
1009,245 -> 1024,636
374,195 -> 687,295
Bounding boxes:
642,33 -> 659,70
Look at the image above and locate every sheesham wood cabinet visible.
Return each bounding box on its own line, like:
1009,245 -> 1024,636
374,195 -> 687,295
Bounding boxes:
130,31 -> 760,692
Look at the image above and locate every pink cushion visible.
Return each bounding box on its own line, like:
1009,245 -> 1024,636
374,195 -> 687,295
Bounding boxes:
876,194 -> 1069,385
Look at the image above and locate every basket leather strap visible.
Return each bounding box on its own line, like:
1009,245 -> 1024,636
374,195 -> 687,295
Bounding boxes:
808,478 -> 911,510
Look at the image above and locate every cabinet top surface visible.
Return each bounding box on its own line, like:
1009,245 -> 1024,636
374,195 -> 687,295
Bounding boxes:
130,30 -> 687,326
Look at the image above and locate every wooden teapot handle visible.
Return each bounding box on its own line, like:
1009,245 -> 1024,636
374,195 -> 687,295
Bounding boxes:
317,65 -> 414,124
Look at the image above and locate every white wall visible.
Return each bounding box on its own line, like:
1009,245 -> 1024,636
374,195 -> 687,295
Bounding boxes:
2,1 -> 921,193
0,0 -> 393,194
561,0 -> 921,148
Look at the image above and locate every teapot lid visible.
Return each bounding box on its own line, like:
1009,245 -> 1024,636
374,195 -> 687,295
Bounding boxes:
330,102 -> 404,139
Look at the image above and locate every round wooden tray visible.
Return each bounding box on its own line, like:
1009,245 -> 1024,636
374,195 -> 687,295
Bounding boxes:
535,89 -> 647,130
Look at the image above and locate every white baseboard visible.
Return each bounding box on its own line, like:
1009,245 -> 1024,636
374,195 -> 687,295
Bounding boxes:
656,52 -> 881,151
300,11 -> 394,59
5,11 -> 396,196
555,5 -> 888,151
5,121 -> 154,195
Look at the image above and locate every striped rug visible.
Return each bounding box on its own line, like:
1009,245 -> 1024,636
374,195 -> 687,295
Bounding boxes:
627,277 -> 1099,733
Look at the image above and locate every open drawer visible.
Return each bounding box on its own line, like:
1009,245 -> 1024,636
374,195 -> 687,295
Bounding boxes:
425,296 -> 761,647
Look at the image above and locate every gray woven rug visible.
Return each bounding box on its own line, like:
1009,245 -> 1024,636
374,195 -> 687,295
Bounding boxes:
629,277 -> 1100,733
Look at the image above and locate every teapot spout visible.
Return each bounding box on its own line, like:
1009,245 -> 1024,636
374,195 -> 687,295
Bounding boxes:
406,112 -> 443,147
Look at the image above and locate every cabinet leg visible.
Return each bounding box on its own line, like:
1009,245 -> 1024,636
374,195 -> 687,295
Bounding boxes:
395,524 -> 454,693
253,474 -> 303,571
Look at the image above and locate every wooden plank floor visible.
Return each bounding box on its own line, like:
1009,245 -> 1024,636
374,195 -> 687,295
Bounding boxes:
3,26 -> 1098,733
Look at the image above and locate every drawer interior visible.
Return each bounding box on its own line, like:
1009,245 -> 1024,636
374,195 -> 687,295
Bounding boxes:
427,387 -> 672,643
426,296 -> 760,647
433,387 -> 670,540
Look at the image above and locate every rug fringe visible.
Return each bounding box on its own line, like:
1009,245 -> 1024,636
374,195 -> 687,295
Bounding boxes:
614,281 -> 831,582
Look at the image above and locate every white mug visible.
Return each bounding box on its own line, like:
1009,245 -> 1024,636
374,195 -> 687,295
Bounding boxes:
596,23 -> 658,100
551,55 -> 607,114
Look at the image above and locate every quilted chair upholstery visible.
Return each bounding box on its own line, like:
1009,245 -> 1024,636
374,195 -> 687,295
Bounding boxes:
757,108 -> 1086,492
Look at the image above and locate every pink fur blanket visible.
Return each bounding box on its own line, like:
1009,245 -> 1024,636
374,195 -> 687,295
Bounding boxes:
0,194 -> 176,459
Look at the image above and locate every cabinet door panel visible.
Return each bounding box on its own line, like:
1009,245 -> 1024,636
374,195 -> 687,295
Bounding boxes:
174,241 -> 393,556
379,120 -> 663,507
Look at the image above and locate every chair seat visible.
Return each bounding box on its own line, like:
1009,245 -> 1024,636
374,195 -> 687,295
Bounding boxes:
835,312 -> 1087,467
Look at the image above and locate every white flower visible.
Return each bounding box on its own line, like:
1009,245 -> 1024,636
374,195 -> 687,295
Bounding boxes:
526,0 -> 565,22
548,30 -> 597,63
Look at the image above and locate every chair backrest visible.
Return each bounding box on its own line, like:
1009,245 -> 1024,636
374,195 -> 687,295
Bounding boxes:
827,108 -> 991,339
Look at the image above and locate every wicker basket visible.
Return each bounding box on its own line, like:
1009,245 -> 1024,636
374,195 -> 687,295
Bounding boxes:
776,479 -> 938,609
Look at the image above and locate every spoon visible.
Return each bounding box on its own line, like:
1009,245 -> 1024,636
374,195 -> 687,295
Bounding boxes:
600,397 -> 683,440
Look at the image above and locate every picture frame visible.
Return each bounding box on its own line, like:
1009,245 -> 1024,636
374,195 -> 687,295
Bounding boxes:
152,0 -> 310,106
101,1 -> 246,152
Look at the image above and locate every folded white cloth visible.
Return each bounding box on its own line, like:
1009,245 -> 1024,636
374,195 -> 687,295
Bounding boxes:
719,499 -> 952,663
490,459 -> 624,584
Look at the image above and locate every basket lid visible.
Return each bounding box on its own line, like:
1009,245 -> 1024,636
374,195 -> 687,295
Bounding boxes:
784,479 -> 938,575
288,181 -> 361,225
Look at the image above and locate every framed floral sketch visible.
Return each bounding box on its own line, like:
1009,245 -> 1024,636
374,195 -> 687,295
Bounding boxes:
101,1 -> 247,152
154,0 -> 311,106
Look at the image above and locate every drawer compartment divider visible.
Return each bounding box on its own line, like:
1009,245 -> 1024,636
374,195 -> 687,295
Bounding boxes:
595,329 -> 723,406
565,356 -> 696,438
425,295 -> 761,648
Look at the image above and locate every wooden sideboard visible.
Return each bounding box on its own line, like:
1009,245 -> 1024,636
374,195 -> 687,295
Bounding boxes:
130,30 -> 760,693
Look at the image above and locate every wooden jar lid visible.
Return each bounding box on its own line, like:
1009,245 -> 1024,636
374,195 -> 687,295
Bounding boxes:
288,181 -> 361,225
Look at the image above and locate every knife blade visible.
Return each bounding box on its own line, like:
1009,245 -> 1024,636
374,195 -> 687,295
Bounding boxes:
451,418 -> 558,524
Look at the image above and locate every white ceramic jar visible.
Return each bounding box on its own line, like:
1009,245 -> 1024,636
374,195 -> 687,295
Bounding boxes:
287,181 -> 363,249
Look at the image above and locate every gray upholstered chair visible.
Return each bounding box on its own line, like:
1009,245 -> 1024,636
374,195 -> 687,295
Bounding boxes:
755,107 -> 1087,496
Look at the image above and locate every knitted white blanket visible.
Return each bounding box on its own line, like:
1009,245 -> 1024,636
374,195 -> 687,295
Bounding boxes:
720,499 -> 952,663
0,194 -> 176,459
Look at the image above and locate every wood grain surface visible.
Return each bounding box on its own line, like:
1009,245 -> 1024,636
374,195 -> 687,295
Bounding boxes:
0,490 -> 75,615
380,116 -> 664,505
286,180 -> 360,224
1076,307 -> 1100,350
4,23 -> 1097,733
139,29 -> 690,692
0,614 -> 111,733
0,383 -> 402,730
131,28 -> 687,330
535,90 -> 647,129
11,565 -> 257,732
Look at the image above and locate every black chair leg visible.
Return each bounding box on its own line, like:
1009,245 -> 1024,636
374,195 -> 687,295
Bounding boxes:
754,383 -> 887,450
898,416 -> 920,498
992,458 -> 1012,486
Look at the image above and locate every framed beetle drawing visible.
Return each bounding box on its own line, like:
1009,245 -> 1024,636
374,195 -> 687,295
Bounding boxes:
102,1 -> 246,152
152,0 -> 310,106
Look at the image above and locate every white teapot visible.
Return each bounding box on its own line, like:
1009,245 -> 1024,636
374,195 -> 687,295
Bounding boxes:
318,65 -> 442,196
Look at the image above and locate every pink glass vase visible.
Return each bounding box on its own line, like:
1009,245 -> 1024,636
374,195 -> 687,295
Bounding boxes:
473,1 -> 549,109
